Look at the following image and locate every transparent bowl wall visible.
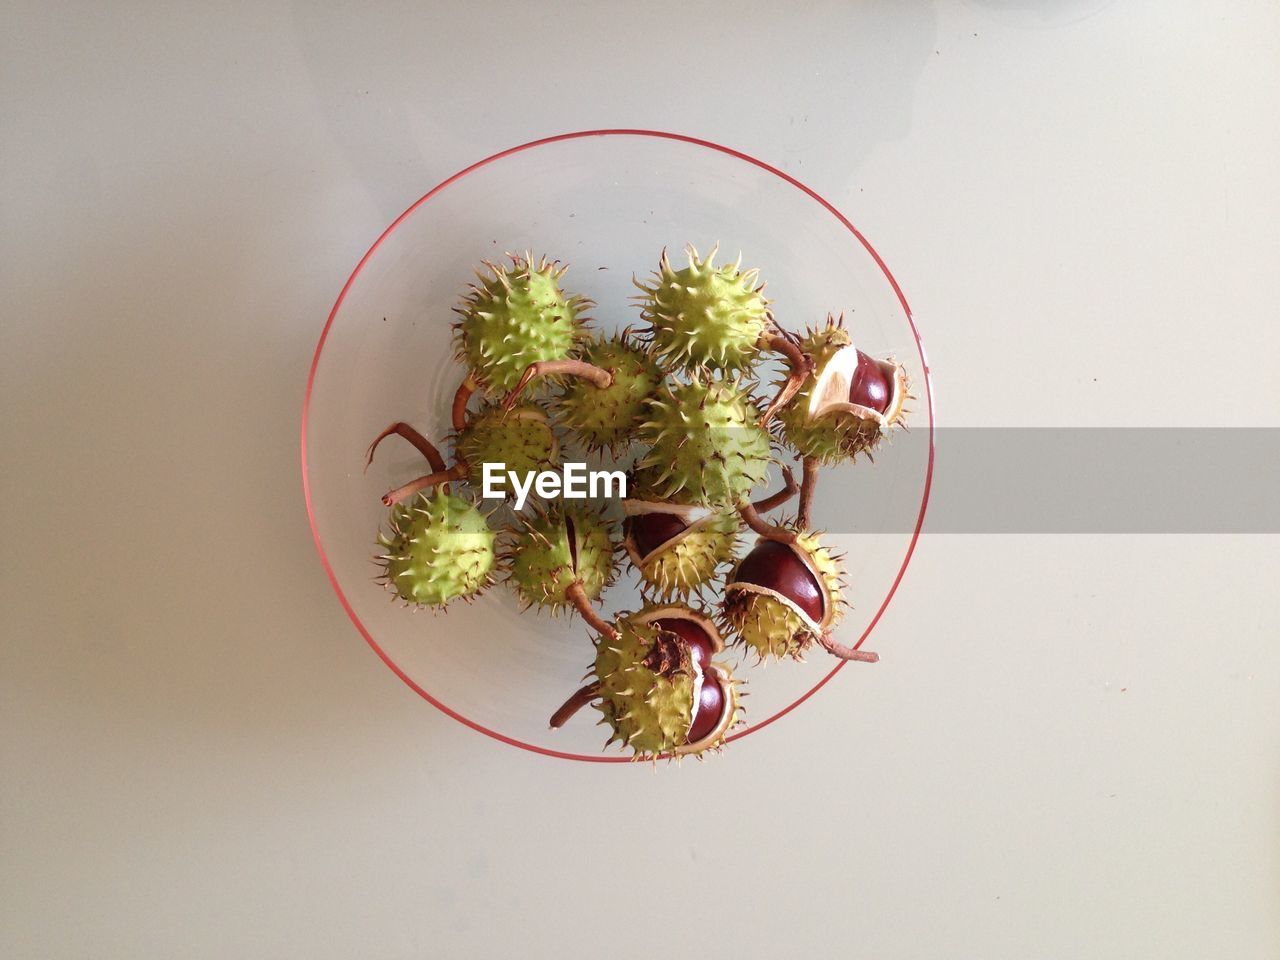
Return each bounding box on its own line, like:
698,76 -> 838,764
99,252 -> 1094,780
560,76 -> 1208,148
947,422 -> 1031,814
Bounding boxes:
303,131 -> 933,762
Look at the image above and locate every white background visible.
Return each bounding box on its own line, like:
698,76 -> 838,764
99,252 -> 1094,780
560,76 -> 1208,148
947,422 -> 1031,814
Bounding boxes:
3,2 -> 1278,957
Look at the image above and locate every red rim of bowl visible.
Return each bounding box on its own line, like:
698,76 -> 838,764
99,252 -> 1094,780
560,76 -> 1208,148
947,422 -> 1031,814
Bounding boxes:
301,128 -> 936,763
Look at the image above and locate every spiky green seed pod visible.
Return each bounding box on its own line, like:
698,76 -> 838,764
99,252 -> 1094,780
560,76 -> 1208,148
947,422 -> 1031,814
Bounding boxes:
721,530 -> 846,662
554,334 -> 664,453
636,378 -> 773,507
453,254 -> 591,395
595,616 -> 693,756
591,606 -> 739,759
776,315 -> 910,464
622,500 -> 739,600
775,320 -> 857,462
634,244 -> 769,373
724,594 -> 812,660
455,402 -> 559,492
376,490 -> 496,609
504,505 -> 617,613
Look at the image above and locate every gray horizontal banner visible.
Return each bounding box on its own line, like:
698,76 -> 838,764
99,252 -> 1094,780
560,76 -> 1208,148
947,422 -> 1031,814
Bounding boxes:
808,428 -> 1280,534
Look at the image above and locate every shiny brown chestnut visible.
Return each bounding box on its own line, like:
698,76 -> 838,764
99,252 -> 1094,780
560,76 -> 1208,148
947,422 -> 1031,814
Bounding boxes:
652,616 -> 718,671
730,539 -> 826,625
848,348 -> 891,413
625,511 -> 689,559
686,675 -> 725,744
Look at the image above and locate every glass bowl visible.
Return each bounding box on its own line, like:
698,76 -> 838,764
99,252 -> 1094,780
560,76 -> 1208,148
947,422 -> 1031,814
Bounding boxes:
302,130 -> 934,762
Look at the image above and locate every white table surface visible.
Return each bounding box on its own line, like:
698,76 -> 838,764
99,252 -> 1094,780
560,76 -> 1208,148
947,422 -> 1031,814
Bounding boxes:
3,2 -> 1277,957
